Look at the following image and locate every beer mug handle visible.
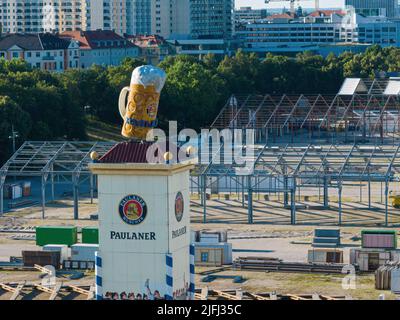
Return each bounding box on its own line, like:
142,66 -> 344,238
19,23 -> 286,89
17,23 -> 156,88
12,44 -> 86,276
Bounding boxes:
118,87 -> 130,119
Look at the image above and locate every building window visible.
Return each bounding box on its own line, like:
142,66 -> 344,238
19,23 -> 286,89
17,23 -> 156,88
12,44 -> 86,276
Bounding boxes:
201,252 -> 209,262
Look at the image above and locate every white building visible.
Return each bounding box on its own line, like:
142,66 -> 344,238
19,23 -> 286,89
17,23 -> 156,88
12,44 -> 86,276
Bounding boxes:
237,9 -> 400,56
151,0 -> 234,40
0,0 -> 87,33
235,6 -> 268,22
0,0 -> 152,36
167,38 -> 230,57
151,0 -> 190,39
61,30 -> 140,69
0,33 -> 80,71
340,10 -> 400,45
345,0 -> 399,18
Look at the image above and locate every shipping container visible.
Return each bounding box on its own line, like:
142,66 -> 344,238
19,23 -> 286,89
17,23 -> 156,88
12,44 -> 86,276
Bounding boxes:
36,226 -> 78,246
4,183 -> 23,200
43,244 -> 69,263
361,230 -> 397,249
195,247 -> 223,267
71,244 -> 99,262
22,250 -> 61,269
194,242 -> 232,264
352,248 -> 400,271
82,227 -> 99,244
308,249 -> 343,263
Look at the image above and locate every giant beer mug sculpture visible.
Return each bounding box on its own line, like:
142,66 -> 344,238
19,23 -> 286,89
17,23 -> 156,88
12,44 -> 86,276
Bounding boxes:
119,65 -> 167,140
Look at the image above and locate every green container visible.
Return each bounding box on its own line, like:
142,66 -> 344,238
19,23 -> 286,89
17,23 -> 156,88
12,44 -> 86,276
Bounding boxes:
82,227 -> 99,244
361,229 -> 397,249
36,226 -> 77,247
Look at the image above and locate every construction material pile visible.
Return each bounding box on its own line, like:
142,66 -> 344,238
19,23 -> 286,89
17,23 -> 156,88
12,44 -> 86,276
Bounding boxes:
233,256 -> 357,274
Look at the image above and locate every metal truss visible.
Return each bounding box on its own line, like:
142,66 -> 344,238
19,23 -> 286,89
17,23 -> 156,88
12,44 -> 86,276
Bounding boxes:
210,79 -> 400,144
0,141 -> 115,218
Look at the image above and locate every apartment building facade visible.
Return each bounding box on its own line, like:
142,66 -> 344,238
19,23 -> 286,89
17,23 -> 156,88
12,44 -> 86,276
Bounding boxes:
345,0 -> 399,18
0,0 -> 152,36
151,0 -> 234,40
61,30 -> 140,69
235,6 -> 268,22
190,0 -> 234,39
0,33 -> 79,71
0,0 -> 88,33
340,11 -> 400,45
237,10 -> 400,56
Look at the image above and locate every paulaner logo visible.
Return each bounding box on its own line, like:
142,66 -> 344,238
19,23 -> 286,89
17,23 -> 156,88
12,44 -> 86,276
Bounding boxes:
119,195 -> 147,225
145,121 -> 255,175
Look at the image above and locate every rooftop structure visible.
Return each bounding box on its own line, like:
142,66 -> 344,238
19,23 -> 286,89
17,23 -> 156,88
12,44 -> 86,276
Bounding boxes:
127,34 -> 174,64
60,30 -> 140,68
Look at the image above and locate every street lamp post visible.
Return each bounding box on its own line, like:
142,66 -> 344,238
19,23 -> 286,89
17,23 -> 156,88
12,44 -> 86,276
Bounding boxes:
8,125 -> 19,182
8,125 -> 19,154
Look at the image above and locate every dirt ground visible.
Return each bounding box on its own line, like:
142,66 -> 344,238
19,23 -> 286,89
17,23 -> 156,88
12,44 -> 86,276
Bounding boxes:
0,197 -> 399,300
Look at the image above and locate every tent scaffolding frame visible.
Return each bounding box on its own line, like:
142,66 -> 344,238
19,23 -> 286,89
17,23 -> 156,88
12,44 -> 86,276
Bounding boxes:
1,140 -> 400,226
191,142 -> 400,226
0,141 -> 115,219
211,93 -> 400,144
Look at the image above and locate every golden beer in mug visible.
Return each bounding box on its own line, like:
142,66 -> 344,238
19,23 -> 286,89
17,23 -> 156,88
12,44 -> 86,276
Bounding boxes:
119,66 -> 166,140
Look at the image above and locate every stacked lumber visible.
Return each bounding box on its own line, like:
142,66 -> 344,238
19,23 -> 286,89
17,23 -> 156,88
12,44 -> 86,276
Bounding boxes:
233,257 -> 356,274
194,289 -> 351,300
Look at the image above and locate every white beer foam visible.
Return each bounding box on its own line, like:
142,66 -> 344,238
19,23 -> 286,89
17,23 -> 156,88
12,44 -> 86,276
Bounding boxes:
131,65 -> 167,93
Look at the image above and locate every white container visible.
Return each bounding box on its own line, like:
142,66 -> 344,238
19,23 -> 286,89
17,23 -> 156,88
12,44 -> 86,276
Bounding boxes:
71,244 -> 99,262
194,242 -> 232,264
43,244 -> 69,263
11,184 -> 22,200
391,268 -> 400,293
350,248 -> 356,265
391,251 -> 400,262
308,250 -> 326,263
199,233 -> 220,244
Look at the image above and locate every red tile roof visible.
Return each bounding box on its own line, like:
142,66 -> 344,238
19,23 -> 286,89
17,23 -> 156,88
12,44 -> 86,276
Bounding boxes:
99,141 -> 181,164
267,13 -> 295,20
127,34 -> 167,49
60,30 -> 135,50
308,10 -> 345,17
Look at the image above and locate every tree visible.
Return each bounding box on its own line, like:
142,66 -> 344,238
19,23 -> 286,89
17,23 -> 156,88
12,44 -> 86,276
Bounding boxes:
159,56 -> 228,130
217,50 -> 261,94
0,96 -> 31,163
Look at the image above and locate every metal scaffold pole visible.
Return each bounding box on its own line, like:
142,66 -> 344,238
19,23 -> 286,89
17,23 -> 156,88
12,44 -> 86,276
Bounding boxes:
51,167 -> 55,201
247,175 -> 253,224
0,178 -> 4,215
385,180 -> 389,226
323,175 -> 329,208
368,173 -> 371,209
203,175 -> 207,223
90,173 -> 94,204
73,174 -> 79,220
338,183 -> 343,225
41,174 -> 47,219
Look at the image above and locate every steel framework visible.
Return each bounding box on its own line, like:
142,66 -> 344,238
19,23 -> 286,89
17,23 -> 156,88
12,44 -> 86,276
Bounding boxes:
191,142 -> 400,226
211,79 -> 400,144
0,141 -> 115,219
